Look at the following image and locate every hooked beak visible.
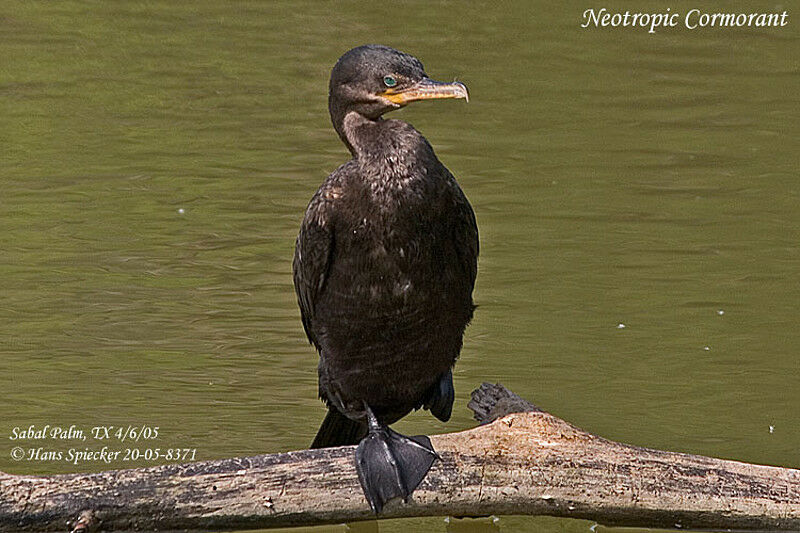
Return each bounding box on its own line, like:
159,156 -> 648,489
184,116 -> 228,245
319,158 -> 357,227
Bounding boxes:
381,78 -> 469,106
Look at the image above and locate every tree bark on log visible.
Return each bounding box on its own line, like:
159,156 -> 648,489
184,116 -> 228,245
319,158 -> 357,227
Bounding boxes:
1,384 -> 798,532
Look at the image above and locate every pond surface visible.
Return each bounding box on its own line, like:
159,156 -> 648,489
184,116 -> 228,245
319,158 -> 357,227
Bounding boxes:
3,1 -> 798,532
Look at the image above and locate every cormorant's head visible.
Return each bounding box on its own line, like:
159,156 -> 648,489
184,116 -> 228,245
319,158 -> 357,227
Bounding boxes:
328,44 -> 468,121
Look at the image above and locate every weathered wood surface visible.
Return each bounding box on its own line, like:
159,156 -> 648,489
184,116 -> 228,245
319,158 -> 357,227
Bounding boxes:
1,384 -> 798,532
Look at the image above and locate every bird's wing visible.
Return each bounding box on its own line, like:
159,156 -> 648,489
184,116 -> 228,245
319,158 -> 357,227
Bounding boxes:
292,177 -> 342,348
449,178 -> 479,290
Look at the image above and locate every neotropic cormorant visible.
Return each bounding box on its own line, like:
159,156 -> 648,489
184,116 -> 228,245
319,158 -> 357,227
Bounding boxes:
293,44 -> 478,513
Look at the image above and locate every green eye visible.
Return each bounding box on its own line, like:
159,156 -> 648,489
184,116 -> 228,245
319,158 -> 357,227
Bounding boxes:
383,76 -> 397,88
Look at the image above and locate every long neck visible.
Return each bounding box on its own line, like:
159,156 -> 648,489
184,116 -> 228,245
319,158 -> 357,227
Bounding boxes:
329,102 -> 383,158
328,99 -> 439,186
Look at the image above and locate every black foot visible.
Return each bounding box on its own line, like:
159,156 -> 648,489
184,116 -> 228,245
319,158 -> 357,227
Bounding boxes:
354,406 -> 438,513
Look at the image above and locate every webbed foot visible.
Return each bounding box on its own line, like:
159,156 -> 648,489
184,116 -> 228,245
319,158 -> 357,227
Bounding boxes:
354,406 -> 438,513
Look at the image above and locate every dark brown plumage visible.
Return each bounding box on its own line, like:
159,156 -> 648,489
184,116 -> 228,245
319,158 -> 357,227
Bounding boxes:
292,44 -> 477,512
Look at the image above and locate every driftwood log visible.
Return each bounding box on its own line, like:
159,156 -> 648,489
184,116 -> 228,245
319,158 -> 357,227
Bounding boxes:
1,383 -> 798,532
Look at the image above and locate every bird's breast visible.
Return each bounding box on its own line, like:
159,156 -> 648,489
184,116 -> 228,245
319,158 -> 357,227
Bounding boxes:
326,203 -> 441,304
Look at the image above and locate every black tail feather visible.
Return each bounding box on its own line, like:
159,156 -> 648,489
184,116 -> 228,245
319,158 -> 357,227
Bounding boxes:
424,369 -> 455,422
311,407 -> 368,448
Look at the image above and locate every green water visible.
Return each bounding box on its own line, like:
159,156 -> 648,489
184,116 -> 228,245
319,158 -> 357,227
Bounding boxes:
2,1 -> 798,531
